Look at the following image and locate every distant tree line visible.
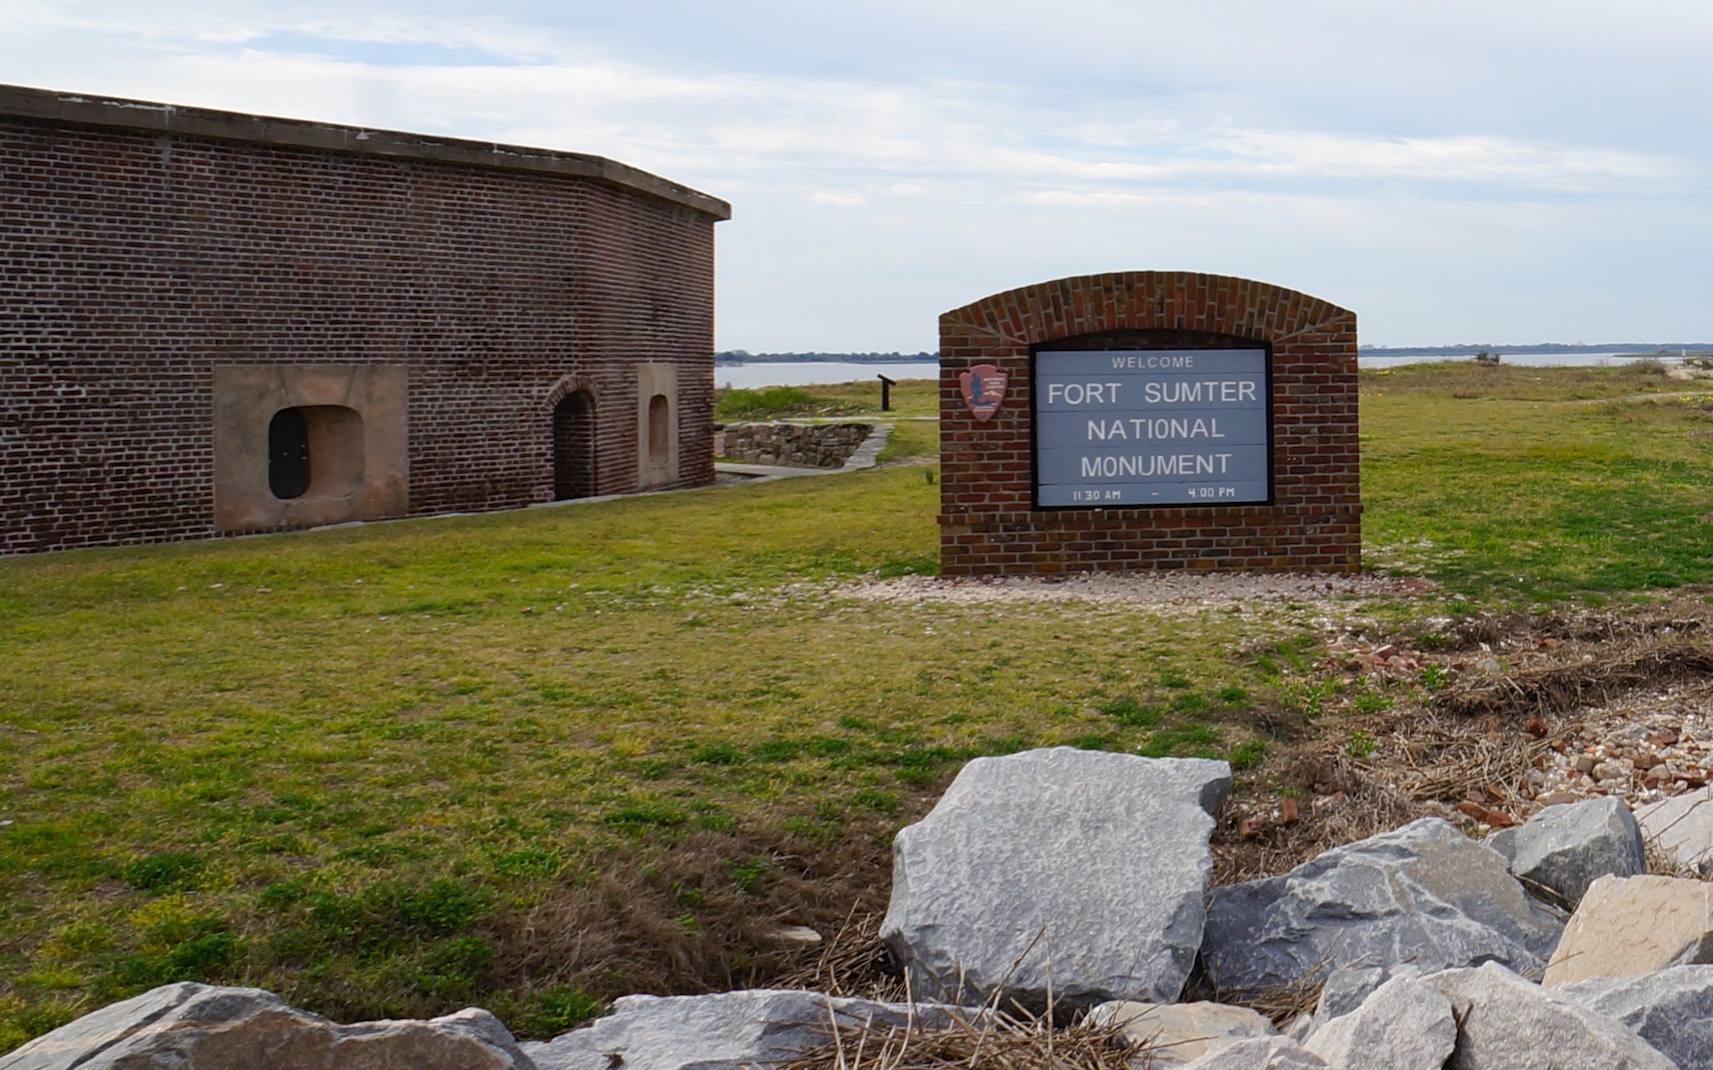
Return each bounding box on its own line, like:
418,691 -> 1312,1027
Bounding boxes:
1360,343 -> 1713,357
715,350 -> 938,364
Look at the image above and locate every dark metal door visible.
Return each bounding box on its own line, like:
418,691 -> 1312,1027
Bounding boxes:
268,408 -> 310,499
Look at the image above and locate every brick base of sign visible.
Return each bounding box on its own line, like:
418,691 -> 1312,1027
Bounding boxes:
939,272 -> 1361,576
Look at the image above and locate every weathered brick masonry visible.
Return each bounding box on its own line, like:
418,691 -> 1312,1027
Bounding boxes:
0,85 -> 729,554
940,273 -> 1361,575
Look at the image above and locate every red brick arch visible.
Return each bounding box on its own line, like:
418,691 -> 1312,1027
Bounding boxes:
938,271 -> 1361,575
544,374 -> 599,411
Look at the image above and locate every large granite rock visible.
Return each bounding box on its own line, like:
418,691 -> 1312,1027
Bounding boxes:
524,989 -> 961,1070
1089,1000 -> 1275,1066
1424,962 -> 1674,1069
881,748 -> 1231,1010
1308,964 -> 1420,1026
1197,818 -> 1562,993
1636,788 -> 1713,876
1559,965 -> 1713,1070
1302,974 -> 1455,1070
1487,797 -> 1646,908
0,982 -> 535,1070
1543,874 -> 1713,986
1177,1035 -> 1326,1069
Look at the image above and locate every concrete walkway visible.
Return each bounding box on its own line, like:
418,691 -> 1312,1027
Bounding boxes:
715,422 -> 894,481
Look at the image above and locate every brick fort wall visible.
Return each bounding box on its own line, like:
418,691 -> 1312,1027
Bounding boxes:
939,272 -> 1361,575
0,86 -> 727,555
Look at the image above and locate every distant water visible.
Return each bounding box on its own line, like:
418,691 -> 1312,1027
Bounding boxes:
717,361 -> 937,389
717,354 -> 1692,388
1359,350 -> 1688,368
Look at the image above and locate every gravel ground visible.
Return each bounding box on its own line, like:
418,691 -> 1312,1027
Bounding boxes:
1531,680 -> 1713,809
840,572 -> 1434,616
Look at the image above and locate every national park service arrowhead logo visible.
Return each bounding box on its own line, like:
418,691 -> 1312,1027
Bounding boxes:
959,364 -> 1008,422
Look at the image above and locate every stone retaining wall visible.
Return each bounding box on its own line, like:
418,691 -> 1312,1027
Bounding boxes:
716,422 -> 873,468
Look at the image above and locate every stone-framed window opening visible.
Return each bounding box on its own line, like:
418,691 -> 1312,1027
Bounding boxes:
636,364 -> 680,487
213,365 -> 408,533
267,405 -> 365,503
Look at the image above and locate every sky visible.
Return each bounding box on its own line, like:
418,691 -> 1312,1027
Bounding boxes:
2,1 -> 1710,352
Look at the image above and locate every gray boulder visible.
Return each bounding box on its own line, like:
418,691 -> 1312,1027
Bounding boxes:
881,748 -> 1231,1010
1197,818 -> 1563,994
523,989 -> 963,1070
1423,962 -> 1674,1069
1559,965 -> 1713,1069
1308,963 -> 1421,1026
1302,974 -> 1455,1070
1177,1036 -> 1326,1069
1636,788 -> 1713,876
1089,1000 -> 1275,1066
1487,797 -> 1645,908
0,982 -> 535,1070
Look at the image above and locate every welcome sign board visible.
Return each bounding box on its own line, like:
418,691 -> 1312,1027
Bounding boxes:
1033,348 -> 1271,507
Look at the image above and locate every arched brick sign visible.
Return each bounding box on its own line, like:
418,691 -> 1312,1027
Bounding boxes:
939,272 -> 1360,575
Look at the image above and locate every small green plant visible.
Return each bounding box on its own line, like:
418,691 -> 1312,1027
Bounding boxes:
1216,685 -> 1249,705
750,739 -> 799,762
492,847 -> 563,879
120,852 -> 204,893
258,881 -> 306,909
1353,690 -> 1393,713
1420,664 -> 1450,691
851,787 -> 900,813
1139,722 -> 1221,759
727,855 -> 774,895
1227,739 -> 1268,770
1346,729 -> 1378,759
529,985 -> 604,1034
691,742 -> 744,765
1098,696 -> 1162,727
112,924 -> 236,987
1170,691 -> 1209,715
895,746 -> 959,786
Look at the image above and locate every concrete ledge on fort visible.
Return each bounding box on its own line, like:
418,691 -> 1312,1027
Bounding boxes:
715,422 -> 875,469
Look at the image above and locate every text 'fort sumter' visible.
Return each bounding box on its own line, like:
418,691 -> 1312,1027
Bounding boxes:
1033,349 -> 1271,507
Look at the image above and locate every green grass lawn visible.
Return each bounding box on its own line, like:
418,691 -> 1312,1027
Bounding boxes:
1362,361 -> 1713,600
6,362 -> 1713,1047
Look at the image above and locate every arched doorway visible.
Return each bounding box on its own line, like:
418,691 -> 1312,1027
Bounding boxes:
553,390 -> 596,500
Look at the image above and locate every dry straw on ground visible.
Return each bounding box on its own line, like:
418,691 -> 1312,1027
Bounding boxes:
1435,638 -> 1713,718
774,1004 -> 1137,1070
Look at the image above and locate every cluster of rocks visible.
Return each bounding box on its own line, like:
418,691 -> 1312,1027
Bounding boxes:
714,422 -> 873,468
21,747 -> 1713,1069
1527,682 -> 1713,806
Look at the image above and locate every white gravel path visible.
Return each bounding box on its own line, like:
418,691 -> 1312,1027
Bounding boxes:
839,572 -> 1433,615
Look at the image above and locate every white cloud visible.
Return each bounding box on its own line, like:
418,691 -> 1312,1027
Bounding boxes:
0,1 -> 1709,347
809,191 -> 867,207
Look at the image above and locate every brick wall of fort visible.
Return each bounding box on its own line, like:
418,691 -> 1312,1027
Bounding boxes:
939,272 -> 1361,575
0,91 -> 723,554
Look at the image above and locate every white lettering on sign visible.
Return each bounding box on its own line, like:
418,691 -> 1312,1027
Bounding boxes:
1109,354 -> 1196,369
1085,418 -> 1225,441
1045,382 -> 1125,405
1079,453 -> 1233,478
1139,380 -> 1258,404
1033,348 -> 1270,508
